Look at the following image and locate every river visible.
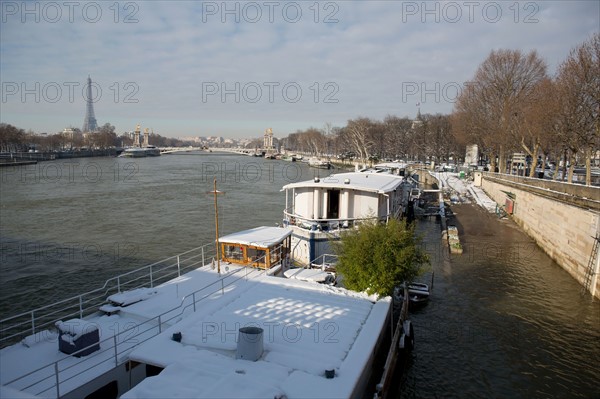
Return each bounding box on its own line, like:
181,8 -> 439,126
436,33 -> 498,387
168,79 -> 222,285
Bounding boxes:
0,153 -> 334,315
1,153 -> 598,398
400,203 -> 600,398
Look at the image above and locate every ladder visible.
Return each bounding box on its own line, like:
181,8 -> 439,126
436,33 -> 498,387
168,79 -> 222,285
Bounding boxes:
582,234 -> 600,296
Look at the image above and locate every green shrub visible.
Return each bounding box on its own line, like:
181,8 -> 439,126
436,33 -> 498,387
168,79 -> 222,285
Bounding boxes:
334,218 -> 429,297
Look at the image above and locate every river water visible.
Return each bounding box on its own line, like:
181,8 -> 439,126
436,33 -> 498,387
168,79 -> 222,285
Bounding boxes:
1,154 -> 598,398
401,204 -> 600,399
0,153 -> 334,315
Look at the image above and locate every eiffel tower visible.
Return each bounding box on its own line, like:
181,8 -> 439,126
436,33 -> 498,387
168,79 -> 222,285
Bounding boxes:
82,75 -> 98,132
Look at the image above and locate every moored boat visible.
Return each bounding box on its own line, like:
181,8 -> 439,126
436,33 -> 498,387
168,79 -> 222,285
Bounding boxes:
0,225 -> 392,399
308,157 -> 331,169
119,147 -> 147,158
118,146 -> 161,158
282,168 -> 415,265
394,282 -> 430,306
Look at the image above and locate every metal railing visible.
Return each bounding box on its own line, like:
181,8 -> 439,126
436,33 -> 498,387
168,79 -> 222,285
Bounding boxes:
310,253 -> 338,269
3,258 -> 269,398
0,243 -> 216,347
282,209 -> 385,232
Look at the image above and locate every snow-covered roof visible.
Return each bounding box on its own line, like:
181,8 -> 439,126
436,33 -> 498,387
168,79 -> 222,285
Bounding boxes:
282,172 -> 404,194
219,226 -> 292,248
122,272 -> 390,399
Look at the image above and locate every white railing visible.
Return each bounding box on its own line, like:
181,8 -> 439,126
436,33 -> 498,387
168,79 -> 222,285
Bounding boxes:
310,253 -> 338,269
0,243 -> 216,347
282,209 -> 385,232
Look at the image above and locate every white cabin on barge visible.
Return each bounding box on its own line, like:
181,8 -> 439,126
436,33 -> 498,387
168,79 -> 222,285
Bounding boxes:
282,171 -> 411,265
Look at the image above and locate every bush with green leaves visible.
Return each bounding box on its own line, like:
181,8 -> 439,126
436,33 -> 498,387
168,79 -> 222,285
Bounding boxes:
334,218 -> 429,297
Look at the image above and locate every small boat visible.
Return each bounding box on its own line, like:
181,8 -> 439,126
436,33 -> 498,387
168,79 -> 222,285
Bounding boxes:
143,145 -> 161,156
308,157 -> 331,169
394,282 -> 430,306
119,147 -> 147,158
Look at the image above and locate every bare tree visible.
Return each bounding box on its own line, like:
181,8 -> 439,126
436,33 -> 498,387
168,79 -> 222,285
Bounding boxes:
383,115 -> 413,160
343,118 -> 376,164
555,33 -> 600,185
454,49 -> 547,173
519,78 -> 561,177
0,123 -> 26,152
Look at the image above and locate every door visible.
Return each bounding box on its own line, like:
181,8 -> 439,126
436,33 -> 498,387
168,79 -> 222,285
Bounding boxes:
327,190 -> 340,219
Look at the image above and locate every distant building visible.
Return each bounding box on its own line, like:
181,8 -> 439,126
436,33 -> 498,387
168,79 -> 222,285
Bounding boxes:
61,127 -> 82,149
465,144 -> 479,166
411,109 -> 423,130
263,128 -> 274,150
82,76 -> 98,132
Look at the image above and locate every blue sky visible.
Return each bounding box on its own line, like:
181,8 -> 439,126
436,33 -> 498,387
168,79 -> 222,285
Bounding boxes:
1,1 -> 598,139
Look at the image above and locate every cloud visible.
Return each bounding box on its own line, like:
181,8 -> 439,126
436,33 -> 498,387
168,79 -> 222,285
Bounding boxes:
1,0 -> 598,138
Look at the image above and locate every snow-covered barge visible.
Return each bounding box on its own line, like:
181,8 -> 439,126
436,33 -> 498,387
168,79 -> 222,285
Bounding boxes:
0,226 -> 391,399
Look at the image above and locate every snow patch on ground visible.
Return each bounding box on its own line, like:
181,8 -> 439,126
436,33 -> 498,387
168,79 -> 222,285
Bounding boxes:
432,172 -> 497,213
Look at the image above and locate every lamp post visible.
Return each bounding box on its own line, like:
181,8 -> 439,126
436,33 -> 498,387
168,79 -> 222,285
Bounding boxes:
208,178 -> 225,274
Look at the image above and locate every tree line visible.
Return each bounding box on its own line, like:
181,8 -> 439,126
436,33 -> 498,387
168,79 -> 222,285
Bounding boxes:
281,114 -> 461,164
0,123 -> 194,152
280,33 -> 598,185
453,33 -> 599,185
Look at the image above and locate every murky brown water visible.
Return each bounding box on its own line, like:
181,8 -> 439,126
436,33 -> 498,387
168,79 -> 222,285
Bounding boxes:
399,204 -> 600,398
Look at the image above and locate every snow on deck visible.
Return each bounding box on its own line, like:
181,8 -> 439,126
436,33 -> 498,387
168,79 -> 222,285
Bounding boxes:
0,264 -> 264,398
122,275 -> 390,399
0,257 -> 390,399
107,287 -> 158,306
219,226 -> 292,247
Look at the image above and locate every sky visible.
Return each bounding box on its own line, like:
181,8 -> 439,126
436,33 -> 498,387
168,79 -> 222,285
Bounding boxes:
1,1 -> 598,140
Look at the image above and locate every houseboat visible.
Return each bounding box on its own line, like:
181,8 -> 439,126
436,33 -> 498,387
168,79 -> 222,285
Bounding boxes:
282,169 -> 414,265
0,225 -> 392,399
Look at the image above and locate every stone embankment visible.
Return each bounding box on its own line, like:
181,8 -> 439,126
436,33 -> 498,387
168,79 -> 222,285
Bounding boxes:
410,168 -> 600,298
478,172 -> 600,298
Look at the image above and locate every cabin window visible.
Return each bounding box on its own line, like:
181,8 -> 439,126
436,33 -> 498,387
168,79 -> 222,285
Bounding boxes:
223,244 -> 244,262
247,247 -> 267,267
270,245 -> 281,265
85,380 -> 118,399
327,189 -> 340,219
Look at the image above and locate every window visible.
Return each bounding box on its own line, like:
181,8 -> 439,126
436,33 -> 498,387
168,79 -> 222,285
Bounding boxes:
223,244 -> 244,262
247,247 -> 267,267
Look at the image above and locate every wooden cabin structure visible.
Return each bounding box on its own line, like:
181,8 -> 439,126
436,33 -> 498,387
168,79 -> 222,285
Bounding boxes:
219,226 -> 292,270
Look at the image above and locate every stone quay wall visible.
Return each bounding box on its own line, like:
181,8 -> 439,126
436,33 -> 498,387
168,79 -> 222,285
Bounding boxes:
479,172 -> 600,298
